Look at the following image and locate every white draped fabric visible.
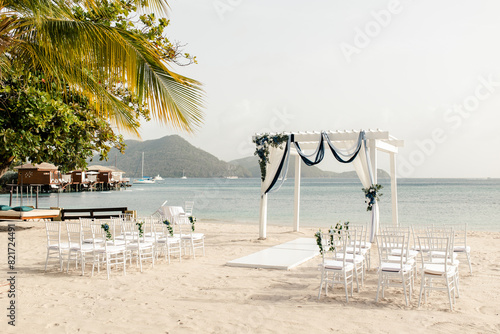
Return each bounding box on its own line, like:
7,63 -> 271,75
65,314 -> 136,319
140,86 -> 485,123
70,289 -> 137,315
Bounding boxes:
261,142 -> 289,195
317,138 -> 380,242
258,131 -> 391,241
349,142 -> 379,243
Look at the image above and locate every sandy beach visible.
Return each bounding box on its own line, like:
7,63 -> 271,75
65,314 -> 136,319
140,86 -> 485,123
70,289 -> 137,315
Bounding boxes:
1,220 -> 499,333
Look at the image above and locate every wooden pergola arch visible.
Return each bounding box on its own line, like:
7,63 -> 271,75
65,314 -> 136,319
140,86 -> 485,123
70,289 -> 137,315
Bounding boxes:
253,129 -> 404,239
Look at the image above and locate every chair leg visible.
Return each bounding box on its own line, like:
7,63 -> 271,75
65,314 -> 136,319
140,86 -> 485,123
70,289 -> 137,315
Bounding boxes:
376,271 -> 382,302
344,273 -> 349,303
45,250 -> 50,272
318,270 -> 325,299
418,273 -> 426,307
446,277 -> 453,311
466,252 -> 472,274
402,275 -> 408,306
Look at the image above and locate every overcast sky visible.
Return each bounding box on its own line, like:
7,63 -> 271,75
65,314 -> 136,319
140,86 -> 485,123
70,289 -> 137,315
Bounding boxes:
126,0 -> 500,178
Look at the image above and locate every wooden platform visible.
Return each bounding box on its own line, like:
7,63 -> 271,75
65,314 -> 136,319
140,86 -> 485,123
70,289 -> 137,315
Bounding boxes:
226,238 -> 319,270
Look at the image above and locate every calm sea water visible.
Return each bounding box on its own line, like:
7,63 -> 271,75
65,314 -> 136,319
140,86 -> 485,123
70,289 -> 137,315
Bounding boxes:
2,178 -> 499,231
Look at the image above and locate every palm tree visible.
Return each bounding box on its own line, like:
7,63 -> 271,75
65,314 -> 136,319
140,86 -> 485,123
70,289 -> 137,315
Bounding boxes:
0,0 -> 204,134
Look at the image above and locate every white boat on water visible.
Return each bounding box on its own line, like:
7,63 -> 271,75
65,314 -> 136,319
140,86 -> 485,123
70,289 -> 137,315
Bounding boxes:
134,152 -> 156,184
226,176 -> 238,179
135,177 -> 155,184
181,169 -> 187,179
153,174 -> 164,181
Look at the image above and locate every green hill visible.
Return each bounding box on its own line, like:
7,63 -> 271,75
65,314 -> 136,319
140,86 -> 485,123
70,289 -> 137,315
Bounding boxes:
90,135 -> 251,178
229,156 -> 390,179
90,135 -> 390,179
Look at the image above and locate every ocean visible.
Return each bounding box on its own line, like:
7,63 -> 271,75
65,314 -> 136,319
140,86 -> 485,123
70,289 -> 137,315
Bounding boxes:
2,178 -> 499,231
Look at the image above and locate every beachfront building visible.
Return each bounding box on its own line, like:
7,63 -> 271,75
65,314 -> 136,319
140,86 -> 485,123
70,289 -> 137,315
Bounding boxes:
14,162 -> 61,190
254,129 -> 404,240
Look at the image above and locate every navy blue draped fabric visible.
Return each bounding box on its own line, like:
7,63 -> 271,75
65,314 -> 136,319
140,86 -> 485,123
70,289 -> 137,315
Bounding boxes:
264,139 -> 290,194
322,131 -> 364,163
293,134 -> 325,166
264,131 -> 366,194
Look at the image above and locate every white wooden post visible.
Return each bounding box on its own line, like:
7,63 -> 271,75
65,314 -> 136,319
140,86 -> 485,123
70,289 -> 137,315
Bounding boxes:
293,155 -> 301,232
390,152 -> 399,227
259,193 -> 268,239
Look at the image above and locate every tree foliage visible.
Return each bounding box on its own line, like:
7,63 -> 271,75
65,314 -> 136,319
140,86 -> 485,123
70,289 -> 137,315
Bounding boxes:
0,0 -> 204,177
0,68 -> 125,175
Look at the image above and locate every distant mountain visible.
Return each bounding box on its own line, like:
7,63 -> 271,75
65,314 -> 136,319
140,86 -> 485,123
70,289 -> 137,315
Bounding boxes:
90,135 -> 390,179
90,135 -> 252,178
229,156 -> 390,179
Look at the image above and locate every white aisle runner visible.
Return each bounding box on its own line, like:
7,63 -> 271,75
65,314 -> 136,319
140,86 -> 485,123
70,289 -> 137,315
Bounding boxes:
225,238 -> 319,270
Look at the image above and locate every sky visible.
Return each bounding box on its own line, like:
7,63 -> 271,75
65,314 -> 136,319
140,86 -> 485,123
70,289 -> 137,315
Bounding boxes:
126,0 -> 500,178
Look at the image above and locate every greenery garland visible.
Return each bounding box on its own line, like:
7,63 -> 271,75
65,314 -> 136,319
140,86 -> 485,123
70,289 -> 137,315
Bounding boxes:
136,221 -> 144,237
188,216 -> 196,231
253,133 -> 289,181
315,230 -> 324,255
362,184 -> 383,211
101,223 -> 112,240
163,219 -> 174,236
316,221 -> 350,254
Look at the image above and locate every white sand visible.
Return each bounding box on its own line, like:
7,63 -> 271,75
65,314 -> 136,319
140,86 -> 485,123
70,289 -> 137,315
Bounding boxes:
1,221 -> 499,333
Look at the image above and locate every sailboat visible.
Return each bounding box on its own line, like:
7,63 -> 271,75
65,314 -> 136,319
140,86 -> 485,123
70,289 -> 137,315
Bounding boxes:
134,152 -> 155,184
181,169 -> 187,179
153,174 -> 164,181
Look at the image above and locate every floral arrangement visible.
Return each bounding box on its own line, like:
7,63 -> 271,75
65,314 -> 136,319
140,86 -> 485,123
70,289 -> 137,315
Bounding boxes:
315,221 -> 350,255
253,133 -> 289,181
188,216 -> 196,231
136,221 -> 144,237
163,219 -> 174,236
101,223 -> 112,240
315,230 -> 324,255
362,184 -> 383,211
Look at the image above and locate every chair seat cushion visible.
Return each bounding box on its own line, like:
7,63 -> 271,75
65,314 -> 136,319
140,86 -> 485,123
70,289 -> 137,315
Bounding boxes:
323,260 -> 354,271
390,249 -> 418,258
176,233 -> 204,239
335,253 -> 364,263
96,245 -> 125,253
12,206 -> 34,212
48,242 -> 70,250
387,256 -> 415,266
69,243 -> 94,251
380,262 -> 412,272
454,246 -> 470,253
423,263 -> 456,275
157,237 -> 181,244
430,251 -> 458,260
431,258 -> 460,266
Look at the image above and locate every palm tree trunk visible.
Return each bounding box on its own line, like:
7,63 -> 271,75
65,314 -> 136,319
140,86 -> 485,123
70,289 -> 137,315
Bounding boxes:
0,156 -> 15,179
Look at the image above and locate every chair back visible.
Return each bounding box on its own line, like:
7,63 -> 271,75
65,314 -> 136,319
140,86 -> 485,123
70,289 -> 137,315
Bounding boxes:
66,221 -> 83,248
377,233 -> 406,267
445,223 -> 468,249
418,236 -> 450,272
184,201 -> 194,216
89,222 -> 108,250
45,221 -> 62,247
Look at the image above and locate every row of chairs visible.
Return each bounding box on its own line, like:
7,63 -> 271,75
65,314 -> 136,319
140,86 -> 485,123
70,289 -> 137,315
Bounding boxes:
318,223 -> 471,311
375,225 -> 466,310
45,214 -> 204,279
317,223 -> 372,302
